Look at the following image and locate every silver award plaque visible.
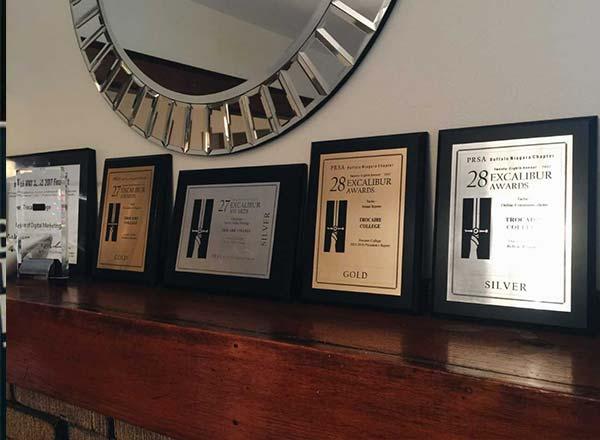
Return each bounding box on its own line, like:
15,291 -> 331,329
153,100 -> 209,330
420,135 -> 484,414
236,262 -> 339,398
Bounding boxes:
175,182 -> 280,279
447,135 -> 573,312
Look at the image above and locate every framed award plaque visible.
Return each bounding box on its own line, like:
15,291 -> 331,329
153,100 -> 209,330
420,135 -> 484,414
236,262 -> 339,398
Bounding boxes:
94,154 -> 172,284
302,133 -> 428,311
164,164 -> 307,299
7,148 -> 97,276
433,116 -> 597,330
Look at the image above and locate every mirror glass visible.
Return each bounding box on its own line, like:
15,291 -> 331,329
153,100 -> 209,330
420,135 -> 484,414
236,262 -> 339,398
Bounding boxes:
101,0 -> 328,97
71,0 -> 395,155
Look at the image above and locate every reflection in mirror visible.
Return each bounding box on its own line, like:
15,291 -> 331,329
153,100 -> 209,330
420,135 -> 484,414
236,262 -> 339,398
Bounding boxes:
70,0 -> 395,155
146,97 -> 171,143
101,0 -> 328,97
114,78 -> 143,121
247,93 -> 273,140
130,92 -> 158,135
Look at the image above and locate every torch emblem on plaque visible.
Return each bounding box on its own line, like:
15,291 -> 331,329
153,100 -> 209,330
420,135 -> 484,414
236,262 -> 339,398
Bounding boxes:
187,199 -> 214,259
105,203 -> 121,242
324,200 -> 347,253
461,198 -> 491,260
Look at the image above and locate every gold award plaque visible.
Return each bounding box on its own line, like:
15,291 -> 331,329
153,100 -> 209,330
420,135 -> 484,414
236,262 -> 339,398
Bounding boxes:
97,166 -> 155,272
312,148 -> 407,295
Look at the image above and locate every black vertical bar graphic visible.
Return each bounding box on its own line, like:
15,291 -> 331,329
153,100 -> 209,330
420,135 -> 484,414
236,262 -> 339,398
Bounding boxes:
461,198 -> 474,258
198,199 -> 214,258
324,201 -> 335,252
105,203 -> 114,242
187,200 -> 203,258
111,203 -> 120,242
336,201 -> 347,253
478,198 -> 491,259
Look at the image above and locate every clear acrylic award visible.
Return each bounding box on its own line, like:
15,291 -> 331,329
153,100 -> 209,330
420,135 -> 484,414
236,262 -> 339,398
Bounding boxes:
15,166 -> 69,279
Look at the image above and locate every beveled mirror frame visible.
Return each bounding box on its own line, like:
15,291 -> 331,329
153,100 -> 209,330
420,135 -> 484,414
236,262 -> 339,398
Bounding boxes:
69,0 -> 396,156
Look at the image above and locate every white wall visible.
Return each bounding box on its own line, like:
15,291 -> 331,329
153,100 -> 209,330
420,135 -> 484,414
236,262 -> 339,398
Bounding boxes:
7,0 -> 600,277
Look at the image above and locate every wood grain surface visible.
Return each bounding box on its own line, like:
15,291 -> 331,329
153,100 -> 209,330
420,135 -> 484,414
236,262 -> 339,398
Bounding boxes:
8,280 -> 600,439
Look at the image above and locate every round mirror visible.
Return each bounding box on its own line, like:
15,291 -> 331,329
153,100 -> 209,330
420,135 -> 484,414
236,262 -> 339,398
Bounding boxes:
70,0 -> 396,155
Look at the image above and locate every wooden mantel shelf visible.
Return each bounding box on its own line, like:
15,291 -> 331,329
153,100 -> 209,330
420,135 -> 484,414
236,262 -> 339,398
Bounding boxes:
7,280 -> 600,439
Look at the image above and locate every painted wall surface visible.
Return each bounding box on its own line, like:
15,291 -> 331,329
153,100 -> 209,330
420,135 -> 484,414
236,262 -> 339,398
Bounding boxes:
7,0 -> 600,277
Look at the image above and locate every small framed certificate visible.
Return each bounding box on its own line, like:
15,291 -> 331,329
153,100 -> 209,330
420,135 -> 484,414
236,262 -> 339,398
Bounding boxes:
302,133 -> 428,311
94,154 -> 172,284
165,164 -> 307,299
433,117 -> 597,330
7,148 -> 97,276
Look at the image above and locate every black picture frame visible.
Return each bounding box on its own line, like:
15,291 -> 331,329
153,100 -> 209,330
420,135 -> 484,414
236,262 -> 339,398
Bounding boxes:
433,116 -> 597,330
301,133 -> 428,311
7,148 -> 97,276
164,164 -> 307,300
93,154 -> 172,284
